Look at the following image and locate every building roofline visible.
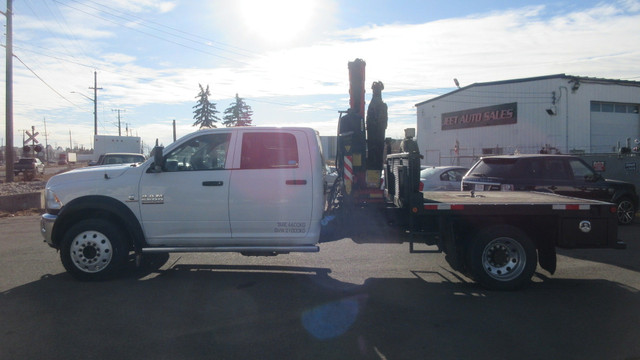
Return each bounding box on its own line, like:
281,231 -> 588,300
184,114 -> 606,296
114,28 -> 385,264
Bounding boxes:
415,74 -> 640,107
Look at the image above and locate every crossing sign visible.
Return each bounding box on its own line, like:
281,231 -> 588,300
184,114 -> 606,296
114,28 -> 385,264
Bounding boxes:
25,130 -> 39,145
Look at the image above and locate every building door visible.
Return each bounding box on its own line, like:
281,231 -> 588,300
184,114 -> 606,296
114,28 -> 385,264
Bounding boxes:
590,102 -> 640,152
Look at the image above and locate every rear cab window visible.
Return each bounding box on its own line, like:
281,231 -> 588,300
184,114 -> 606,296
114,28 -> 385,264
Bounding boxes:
240,132 -> 299,169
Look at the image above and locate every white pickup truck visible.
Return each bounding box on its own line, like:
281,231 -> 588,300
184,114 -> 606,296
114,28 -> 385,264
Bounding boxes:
41,126 -> 623,289
41,127 -> 325,280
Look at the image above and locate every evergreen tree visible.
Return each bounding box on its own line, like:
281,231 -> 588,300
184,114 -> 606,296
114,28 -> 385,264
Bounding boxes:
192,84 -> 220,129
222,93 -> 253,127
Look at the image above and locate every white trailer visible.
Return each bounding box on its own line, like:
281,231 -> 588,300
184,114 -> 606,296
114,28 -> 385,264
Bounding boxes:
93,135 -> 142,162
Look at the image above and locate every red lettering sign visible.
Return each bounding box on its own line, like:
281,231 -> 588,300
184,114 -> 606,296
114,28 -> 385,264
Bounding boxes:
441,103 -> 517,130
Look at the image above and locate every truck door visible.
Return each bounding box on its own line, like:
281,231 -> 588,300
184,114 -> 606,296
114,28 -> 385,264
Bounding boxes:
139,132 -> 233,246
229,130 -> 313,240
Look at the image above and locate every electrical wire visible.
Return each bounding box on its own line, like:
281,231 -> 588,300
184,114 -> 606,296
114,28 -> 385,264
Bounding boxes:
12,53 -> 89,112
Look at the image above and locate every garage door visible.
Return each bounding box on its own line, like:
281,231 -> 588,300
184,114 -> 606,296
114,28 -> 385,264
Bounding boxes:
590,102 -> 639,152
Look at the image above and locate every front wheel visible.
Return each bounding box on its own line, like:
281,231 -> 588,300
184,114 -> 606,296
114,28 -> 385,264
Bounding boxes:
60,219 -> 128,281
468,225 -> 537,290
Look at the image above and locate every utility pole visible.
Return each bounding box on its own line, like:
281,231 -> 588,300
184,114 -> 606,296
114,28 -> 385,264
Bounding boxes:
3,0 -> 14,182
112,109 -> 125,136
43,117 -> 49,163
173,119 -> 177,142
89,71 -> 103,135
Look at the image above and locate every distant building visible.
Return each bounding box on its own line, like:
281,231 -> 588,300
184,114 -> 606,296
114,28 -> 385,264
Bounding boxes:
416,74 -> 640,167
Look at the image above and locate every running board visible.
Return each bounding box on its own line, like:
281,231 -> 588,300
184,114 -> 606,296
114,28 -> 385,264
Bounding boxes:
141,245 -> 320,254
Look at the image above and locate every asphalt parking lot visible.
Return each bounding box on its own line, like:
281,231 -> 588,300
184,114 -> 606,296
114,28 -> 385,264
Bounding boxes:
0,215 -> 639,360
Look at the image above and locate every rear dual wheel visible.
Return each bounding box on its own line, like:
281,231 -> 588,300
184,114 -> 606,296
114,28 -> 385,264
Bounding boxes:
468,225 -> 537,290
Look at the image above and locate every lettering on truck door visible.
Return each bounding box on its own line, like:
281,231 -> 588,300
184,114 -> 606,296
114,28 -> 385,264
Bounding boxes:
229,131 -> 313,240
138,132 -> 233,246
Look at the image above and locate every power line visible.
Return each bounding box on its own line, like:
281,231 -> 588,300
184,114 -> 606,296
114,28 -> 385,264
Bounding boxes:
12,52 -> 88,112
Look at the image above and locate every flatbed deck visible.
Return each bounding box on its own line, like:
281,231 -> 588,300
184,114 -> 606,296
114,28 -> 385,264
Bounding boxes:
422,191 -> 614,206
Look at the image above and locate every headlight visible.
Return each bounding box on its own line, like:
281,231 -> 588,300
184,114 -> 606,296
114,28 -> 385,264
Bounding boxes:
45,188 -> 63,212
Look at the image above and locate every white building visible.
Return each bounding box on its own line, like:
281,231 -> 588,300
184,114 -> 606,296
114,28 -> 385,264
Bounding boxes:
416,74 -> 640,167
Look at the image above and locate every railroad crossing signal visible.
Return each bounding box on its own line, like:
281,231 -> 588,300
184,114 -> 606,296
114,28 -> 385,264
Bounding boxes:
25,130 -> 39,145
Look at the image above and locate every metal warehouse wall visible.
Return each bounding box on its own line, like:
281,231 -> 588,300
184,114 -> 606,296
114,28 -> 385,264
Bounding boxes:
416,75 -> 640,167
579,153 -> 640,192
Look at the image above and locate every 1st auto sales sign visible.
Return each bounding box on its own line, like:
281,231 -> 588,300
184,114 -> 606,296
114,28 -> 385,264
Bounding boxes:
442,102 -> 517,130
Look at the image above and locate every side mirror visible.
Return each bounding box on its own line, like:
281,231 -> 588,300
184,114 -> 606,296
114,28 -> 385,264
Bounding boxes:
151,145 -> 164,173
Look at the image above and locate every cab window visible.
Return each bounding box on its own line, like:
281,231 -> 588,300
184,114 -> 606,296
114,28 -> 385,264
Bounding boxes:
164,133 -> 231,172
240,132 -> 299,169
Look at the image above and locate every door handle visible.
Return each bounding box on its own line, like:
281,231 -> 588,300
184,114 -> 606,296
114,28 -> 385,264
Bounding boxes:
286,180 -> 307,185
202,181 -> 224,186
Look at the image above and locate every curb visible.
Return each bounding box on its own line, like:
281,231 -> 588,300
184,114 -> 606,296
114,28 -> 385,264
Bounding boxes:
0,191 -> 44,212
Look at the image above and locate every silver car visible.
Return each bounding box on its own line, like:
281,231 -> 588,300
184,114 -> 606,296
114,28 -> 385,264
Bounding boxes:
419,166 -> 468,191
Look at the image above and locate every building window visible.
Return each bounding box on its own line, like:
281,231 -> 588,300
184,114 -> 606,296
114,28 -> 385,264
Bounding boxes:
601,103 -> 614,112
591,101 -> 639,114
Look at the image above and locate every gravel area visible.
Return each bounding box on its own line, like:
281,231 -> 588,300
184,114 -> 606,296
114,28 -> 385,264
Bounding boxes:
0,166 -> 74,216
0,181 -> 47,196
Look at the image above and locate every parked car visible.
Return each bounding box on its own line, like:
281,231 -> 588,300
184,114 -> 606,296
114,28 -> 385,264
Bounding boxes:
89,153 -> 146,166
13,157 -> 45,176
461,154 -> 639,224
419,166 -> 468,191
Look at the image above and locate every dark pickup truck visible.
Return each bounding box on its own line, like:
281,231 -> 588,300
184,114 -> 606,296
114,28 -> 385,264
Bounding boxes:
14,158 -> 45,177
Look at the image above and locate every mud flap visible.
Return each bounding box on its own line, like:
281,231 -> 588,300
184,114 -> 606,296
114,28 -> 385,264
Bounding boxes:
538,247 -> 557,275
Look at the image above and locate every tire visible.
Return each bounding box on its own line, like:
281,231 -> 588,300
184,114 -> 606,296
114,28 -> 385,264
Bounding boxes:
60,219 -> 128,281
468,225 -> 537,290
616,197 -> 636,225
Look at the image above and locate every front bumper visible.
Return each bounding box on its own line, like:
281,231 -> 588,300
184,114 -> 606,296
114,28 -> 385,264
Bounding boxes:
40,213 -> 57,248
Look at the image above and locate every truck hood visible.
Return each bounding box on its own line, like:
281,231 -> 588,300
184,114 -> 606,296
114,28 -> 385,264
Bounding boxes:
47,164 -> 136,187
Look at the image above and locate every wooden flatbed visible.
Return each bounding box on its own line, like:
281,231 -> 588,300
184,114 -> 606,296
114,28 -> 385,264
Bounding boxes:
423,190 -> 614,205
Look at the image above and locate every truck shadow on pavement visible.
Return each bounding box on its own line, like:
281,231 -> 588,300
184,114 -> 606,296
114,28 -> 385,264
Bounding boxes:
557,222 -> 640,273
1,264 -> 640,360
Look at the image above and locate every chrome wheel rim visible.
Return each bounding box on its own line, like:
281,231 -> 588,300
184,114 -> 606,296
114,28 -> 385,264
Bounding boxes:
70,230 -> 113,273
482,237 -> 526,281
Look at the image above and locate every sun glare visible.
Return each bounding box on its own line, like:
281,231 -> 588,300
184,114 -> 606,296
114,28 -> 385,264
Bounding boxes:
238,0 -> 317,45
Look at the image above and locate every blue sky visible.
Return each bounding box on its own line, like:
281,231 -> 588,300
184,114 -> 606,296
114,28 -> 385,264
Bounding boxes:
1,0 -> 639,151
